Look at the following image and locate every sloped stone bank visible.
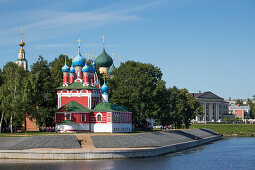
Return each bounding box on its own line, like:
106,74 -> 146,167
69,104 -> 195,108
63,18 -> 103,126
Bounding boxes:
0,129 -> 221,160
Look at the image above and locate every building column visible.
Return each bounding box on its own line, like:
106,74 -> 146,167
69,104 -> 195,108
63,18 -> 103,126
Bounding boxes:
216,103 -> 219,121
204,103 -> 207,123
209,103 -> 213,121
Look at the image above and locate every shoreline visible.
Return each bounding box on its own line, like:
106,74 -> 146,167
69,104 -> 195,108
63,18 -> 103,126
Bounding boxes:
0,130 -> 221,160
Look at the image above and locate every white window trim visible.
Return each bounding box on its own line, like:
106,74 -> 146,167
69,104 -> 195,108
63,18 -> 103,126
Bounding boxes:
96,112 -> 103,122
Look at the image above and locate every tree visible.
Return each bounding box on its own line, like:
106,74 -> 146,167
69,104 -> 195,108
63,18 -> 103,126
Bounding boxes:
0,62 -> 27,133
235,99 -> 244,106
224,117 -> 228,122
30,56 -> 56,127
176,89 -> 203,129
49,54 -> 72,88
108,61 -> 163,128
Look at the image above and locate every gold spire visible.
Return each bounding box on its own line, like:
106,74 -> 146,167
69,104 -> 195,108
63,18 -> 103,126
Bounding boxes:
64,54 -> 67,64
19,27 -> 25,47
102,35 -> 105,48
76,38 -> 82,53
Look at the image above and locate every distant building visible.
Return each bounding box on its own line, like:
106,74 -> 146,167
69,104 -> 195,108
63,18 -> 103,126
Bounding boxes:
191,91 -> 229,123
229,104 -> 250,120
226,99 -> 255,105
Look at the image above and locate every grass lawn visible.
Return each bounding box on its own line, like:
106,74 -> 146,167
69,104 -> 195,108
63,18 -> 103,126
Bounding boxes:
190,124 -> 255,136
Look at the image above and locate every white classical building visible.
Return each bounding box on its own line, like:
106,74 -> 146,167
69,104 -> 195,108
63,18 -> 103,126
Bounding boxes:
191,91 -> 229,123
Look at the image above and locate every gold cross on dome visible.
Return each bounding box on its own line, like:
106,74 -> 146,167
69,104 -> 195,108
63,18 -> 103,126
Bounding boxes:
21,27 -> 23,41
77,38 -> 82,53
102,35 -> 105,48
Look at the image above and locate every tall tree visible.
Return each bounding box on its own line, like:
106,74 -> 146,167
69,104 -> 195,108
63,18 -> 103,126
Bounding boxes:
30,56 -> 56,127
176,89 -> 203,128
108,61 -> 163,128
0,62 -> 27,133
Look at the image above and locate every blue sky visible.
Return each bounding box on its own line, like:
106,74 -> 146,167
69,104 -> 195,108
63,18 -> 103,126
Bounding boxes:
0,0 -> 254,99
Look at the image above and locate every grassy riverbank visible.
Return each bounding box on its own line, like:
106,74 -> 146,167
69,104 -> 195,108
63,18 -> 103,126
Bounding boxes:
190,124 -> 255,136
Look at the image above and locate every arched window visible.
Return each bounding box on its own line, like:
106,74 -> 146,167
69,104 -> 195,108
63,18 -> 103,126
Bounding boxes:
97,113 -> 102,122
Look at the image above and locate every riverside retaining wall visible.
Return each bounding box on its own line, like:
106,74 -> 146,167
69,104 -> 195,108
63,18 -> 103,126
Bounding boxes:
0,129 -> 221,160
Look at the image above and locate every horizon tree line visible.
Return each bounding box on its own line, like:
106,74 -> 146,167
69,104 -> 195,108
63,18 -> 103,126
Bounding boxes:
0,55 -> 202,133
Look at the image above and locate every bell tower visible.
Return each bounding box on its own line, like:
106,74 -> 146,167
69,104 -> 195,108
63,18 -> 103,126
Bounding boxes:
16,28 -> 28,70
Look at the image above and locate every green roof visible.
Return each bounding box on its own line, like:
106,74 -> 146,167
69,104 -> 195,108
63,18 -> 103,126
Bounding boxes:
108,64 -> 116,75
93,102 -> 130,112
56,82 -> 100,90
57,120 -> 78,125
95,48 -> 113,67
56,101 -> 91,112
16,58 -> 27,61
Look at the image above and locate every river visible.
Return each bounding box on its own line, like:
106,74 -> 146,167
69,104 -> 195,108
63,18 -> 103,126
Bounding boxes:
0,137 -> 255,170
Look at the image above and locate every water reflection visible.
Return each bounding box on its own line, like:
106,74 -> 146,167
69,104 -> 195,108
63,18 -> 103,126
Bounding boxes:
1,138 -> 255,170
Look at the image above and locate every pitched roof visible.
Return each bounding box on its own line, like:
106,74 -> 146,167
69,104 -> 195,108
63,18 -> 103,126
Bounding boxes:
56,101 -> 91,112
93,102 -> 130,112
57,120 -> 78,125
56,82 -> 100,90
191,91 -> 223,100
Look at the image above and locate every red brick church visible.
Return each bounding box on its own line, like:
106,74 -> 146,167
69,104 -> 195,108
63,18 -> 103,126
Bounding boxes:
55,38 -> 132,133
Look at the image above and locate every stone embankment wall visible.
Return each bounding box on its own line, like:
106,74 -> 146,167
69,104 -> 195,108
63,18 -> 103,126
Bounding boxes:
0,129 -> 221,160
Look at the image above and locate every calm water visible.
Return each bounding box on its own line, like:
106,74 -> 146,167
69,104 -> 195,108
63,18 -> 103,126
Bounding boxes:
1,137 -> 255,170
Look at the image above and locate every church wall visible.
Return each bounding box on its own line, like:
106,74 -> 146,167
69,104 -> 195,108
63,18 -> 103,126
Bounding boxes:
90,123 -> 112,133
60,96 -> 89,108
56,124 -> 90,133
90,112 -> 111,123
112,123 -> 132,133
55,112 -> 90,124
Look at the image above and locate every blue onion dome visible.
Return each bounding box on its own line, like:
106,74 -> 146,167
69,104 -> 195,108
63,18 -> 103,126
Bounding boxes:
70,64 -> 75,73
91,60 -> 96,67
101,81 -> 109,93
95,48 -> 113,67
90,65 -> 96,73
108,64 -> 116,75
61,64 -> 70,72
82,63 -> 90,72
72,52 -> 85,67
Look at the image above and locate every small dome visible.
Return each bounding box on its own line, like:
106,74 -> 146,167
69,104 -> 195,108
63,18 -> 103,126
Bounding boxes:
61,64 -> 70,72
72,52 -> 85,67
91,60 -> 96,67
101,81 -> 109,93
95,48 -> 113,67
90,65 -> 96,73
70,64 -> 75,73
82,63 -> 90,72
108,64 -> 116,75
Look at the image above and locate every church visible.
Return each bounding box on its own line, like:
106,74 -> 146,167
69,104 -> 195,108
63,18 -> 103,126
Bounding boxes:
55,38 -> 132,133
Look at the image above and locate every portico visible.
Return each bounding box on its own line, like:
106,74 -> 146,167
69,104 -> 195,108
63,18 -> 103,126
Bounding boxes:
191,92 -> 229,123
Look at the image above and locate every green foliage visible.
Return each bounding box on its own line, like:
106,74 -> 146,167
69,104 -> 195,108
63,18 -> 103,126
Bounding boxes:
49,54 -> 72,88
0,62 -> 28,131
108,61 -> 163,127
234,117 -> 239,121
108,61 -> 202,129
30,56 -> 56,127
224,117 -> 228,122
191,124 -> 255,136
235,99 -> 244,106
